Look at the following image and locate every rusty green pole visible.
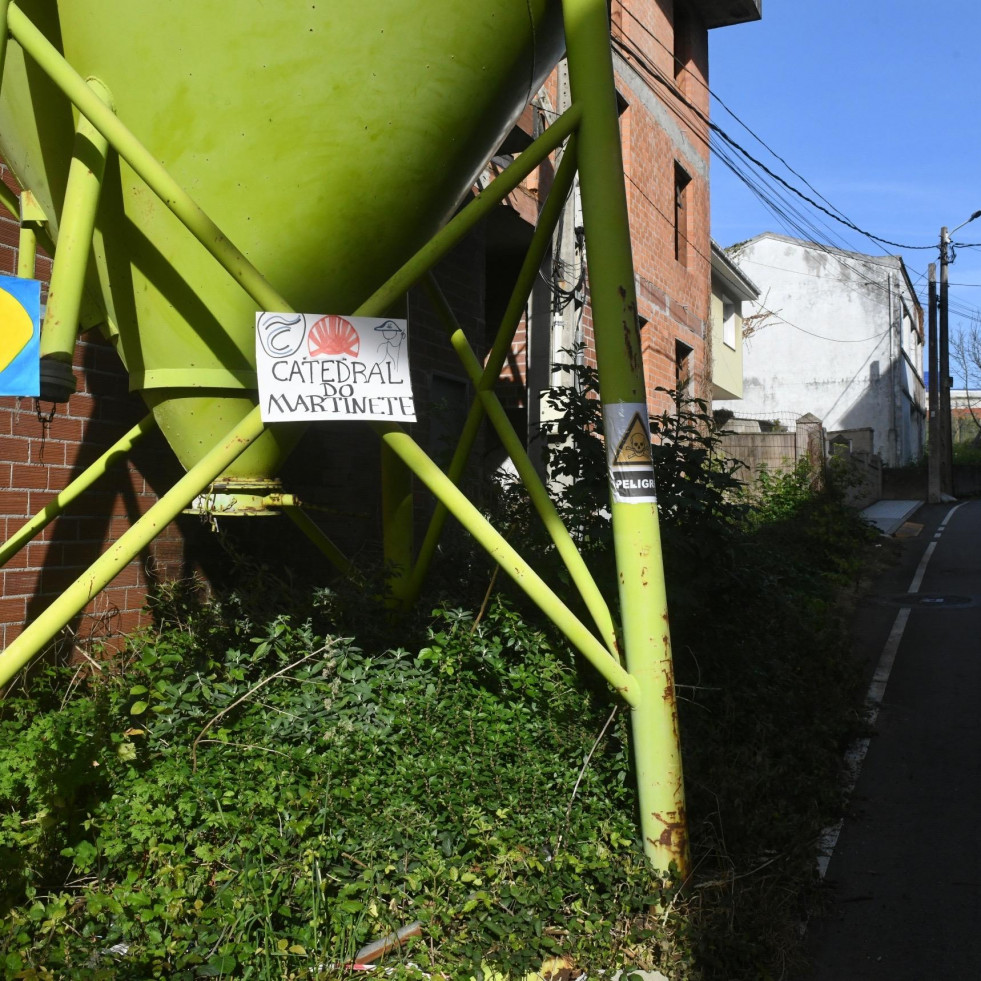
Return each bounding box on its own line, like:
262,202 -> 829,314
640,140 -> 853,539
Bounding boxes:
380,439 -> 414,598
562,0 -> 688,874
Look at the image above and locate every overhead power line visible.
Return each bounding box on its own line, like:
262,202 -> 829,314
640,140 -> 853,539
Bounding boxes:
600,0 -> 981,334
612,32 -> 934,253
606,5 -> 981,327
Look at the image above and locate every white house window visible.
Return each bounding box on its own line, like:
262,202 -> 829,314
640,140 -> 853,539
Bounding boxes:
722,297 -> 736,349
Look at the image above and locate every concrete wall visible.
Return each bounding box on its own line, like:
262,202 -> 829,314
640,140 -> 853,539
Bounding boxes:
720,414 -> 883,508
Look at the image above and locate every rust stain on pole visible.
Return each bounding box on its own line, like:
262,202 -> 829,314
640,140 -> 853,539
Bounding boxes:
649,807 -> 687,849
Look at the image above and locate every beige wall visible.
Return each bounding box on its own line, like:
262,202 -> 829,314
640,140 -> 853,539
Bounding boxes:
711,289 -> 743,400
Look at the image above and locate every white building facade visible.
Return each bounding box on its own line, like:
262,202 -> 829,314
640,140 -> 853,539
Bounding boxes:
715,233 -> 926,466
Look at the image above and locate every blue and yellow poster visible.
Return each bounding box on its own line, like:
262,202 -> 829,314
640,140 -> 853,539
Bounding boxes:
0,275 -> 41,397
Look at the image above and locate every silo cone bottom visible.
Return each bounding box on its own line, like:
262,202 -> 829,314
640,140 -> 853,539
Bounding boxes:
186,479 -> 294,517
144,391 -> 308,482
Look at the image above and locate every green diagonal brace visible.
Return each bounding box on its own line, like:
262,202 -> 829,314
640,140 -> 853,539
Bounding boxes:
370,422 -> 639,707
354,104 -> 582,318
405,136 -> 581,602
0,413 -> 156,568
0,408 -> 265,689
421,274 -> 621,660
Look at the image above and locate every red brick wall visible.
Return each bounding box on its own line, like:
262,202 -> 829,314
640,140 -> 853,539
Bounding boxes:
499,1 -> 715,422
0,165 -> 199,654
613,0 -> 713,417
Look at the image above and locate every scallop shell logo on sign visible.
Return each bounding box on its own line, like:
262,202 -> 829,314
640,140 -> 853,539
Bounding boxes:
0,275 -> 41,397
255,312 -> 415,422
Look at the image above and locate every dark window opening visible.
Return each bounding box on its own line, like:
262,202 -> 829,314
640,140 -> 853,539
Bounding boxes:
674,164 -> 691,266
674,4 -> 692,88
675,339 -> 694,401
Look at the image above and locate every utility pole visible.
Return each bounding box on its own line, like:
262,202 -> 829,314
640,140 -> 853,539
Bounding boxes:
928,262 -> 940,503
938,210 -> 981,499
939,227 -> 953,496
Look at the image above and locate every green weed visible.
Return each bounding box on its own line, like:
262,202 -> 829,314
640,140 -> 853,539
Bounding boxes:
0,361 -> 879,979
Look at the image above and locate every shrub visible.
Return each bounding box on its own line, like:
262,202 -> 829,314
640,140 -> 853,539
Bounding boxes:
0,599 -> 689,979
0,358 -> 880,979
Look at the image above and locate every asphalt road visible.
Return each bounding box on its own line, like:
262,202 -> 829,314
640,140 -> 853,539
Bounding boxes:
802,501 -> 981,979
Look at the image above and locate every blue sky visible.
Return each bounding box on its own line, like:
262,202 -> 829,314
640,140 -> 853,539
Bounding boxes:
707,0 -> 981,384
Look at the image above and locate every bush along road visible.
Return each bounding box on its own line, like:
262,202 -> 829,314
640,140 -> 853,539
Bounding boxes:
0,390 -> 883,980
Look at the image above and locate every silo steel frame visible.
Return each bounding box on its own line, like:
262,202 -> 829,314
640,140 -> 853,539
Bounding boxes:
0,0 -> 687,874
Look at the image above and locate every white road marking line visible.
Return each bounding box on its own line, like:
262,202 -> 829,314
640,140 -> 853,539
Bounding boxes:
816,502 -> 967,879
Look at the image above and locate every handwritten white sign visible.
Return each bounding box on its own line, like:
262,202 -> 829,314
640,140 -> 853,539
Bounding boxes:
255,312 -> 416,422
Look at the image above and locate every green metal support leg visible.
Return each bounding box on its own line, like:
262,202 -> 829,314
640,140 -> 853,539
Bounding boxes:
0,0 -> 10,93
16,192 -> 45,279
0,413 -> 157,568
380,440 -> 414,598
0,408 -> 266,689
562,0 -> 689,874
354,105 -> 582,319
422,274 -> 621,660
35,77 -> 112,399
371,422 -> 640,707
404,137 -> 580,604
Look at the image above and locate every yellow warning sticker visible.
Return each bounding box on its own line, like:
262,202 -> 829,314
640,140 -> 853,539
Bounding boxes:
603,403 -> 657,504
611,412 -> 653,466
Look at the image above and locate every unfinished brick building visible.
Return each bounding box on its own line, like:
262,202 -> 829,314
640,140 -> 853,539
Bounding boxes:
493,0 -> 761,460
0,1 -> 761,655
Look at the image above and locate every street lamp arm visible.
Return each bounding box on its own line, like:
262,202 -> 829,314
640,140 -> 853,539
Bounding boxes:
949,210 -> 981,237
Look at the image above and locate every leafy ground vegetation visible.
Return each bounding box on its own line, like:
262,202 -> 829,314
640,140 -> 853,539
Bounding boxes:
0,368 -> 880,980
